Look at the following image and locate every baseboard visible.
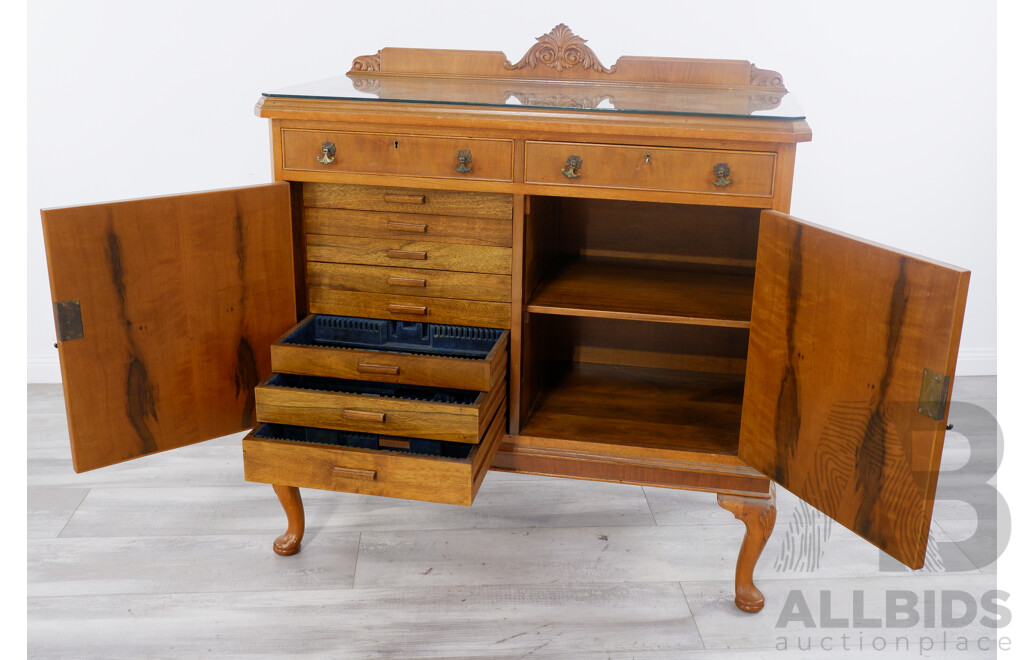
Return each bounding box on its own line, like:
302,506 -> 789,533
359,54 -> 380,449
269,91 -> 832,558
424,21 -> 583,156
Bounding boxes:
955,349 -> 997,377
28,355 -> 61,383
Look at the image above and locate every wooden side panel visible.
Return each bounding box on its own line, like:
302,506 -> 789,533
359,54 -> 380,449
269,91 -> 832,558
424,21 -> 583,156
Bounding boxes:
739,211 -> 970,568
41,184 -> 297,472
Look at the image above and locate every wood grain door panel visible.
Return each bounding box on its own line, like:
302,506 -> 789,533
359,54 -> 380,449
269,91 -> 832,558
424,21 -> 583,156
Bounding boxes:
41,183 -> 297,472
739,210 -> 969,569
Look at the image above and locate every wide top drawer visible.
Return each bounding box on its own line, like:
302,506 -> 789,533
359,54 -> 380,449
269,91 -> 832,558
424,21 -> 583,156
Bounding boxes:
524,141 -> 776,199
283,130 -> 514,182
304,183 -> 513,220
270,314 -> 509,392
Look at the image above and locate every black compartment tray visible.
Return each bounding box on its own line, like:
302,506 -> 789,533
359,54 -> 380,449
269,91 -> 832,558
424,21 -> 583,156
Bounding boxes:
252,423 -> 473,459
283,314 -> 503,359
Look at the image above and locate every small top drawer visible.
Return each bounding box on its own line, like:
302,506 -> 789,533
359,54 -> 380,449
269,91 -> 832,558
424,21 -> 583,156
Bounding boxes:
524,141 -> 776,198
304,183 -> 513,220
283,130 -> 514,182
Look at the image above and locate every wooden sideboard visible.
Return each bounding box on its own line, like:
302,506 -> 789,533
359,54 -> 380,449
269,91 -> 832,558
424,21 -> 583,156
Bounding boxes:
41,26 -> 969,614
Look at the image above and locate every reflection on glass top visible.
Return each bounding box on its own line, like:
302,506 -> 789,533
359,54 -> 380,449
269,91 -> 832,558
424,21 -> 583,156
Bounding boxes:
263,74 -> 805,120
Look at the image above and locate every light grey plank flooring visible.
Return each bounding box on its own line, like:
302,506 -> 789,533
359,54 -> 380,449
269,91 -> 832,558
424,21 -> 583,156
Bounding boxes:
27,378 -> 1002,658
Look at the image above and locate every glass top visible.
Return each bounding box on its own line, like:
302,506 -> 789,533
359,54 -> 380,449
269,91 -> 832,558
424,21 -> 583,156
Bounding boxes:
263,74 -> 805,120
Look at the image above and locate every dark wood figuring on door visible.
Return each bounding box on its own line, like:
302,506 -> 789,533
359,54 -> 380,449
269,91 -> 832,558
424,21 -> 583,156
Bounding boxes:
739,211 -> 970,569
42,184 -> 297,472
718,485 -> 777,613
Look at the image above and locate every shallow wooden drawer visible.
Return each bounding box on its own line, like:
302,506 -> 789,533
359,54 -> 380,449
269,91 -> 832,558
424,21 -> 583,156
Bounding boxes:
283,130 -> 513,182
303,183 -> 513,220
270,314 -> 509,392
524,141 -> 776,198
304,207 -> 512,247
309,290 -> 511,329
306,235 -> 512,275
308,262 -> 511,303
243,399 -> 506,506
255,373 -> 506,444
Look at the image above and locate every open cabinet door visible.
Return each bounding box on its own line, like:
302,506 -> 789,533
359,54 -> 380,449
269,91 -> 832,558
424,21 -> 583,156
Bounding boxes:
42,184 -> 297,472
739,210 -> 970,569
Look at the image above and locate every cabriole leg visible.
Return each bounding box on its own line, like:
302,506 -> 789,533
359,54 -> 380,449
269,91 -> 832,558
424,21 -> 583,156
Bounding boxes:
717,483 -> 777,613
272,484 -> 305,556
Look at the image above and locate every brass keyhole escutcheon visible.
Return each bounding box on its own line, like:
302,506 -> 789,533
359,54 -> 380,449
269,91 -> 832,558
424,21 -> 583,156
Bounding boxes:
317,141 -> 336,165
712,162 -> 733,187
562,154 -> 582,179
454,149 -> 473,173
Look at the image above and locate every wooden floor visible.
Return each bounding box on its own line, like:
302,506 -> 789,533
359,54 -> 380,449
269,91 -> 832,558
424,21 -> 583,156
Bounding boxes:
28,379 -> 1000,659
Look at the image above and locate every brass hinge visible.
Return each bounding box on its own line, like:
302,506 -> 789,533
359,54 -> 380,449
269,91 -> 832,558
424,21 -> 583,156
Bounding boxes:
917,367 -> 951,421
53,299 -> 84,342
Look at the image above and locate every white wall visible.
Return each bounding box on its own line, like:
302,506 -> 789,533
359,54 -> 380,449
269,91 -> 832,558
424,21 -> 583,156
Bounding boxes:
26,0 -> 996,380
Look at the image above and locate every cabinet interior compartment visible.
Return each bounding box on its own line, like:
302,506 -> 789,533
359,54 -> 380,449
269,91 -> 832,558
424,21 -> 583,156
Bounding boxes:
517,196 -> 759,455
523,196 -> 760,326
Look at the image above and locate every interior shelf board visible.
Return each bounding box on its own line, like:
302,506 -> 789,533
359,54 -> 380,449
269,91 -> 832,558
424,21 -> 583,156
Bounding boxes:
525,257 -> 753,327
520,362 -> 743,456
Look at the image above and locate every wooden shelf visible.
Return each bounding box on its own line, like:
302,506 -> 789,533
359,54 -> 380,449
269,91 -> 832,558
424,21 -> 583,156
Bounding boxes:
521,362 -> 743,455
525,257 -> 753,327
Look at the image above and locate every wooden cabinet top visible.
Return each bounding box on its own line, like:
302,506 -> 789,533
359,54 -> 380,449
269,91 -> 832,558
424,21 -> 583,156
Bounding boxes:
257,24 -> 811,145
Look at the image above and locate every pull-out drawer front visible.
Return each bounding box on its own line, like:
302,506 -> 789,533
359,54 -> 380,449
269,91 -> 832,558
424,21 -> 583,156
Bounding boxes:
309,290 -> 511,329
306,235 -> 512,275
524,141 -> 776,198
243,398 -> 506,506
283,130 -> 514,182
308,262 -> 511,303
270,314 -> 509,392
305,208 -> 512,248
303,183 -> 514,220
255,373 -> 506,444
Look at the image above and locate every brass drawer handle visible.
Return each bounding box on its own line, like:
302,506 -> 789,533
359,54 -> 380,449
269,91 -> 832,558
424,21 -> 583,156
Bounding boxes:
357,363 -> 400,375
454,149 -> 473,173
333,466 -> 377,481
388,304 -> 427,315
317,141 -> 336,165
562,154 -> 582,179
386,221 -> 427,233
387,276 -> 427,288
387,249 -> 427,260
712,162 -> 733,187
383,194 -> 426,204
344,409 -> 386,423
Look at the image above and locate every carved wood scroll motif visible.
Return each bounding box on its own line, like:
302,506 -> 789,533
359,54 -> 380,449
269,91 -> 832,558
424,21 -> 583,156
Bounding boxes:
505,23 -> 615,73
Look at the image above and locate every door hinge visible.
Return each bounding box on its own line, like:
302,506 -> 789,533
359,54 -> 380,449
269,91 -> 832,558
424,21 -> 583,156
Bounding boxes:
53,299 -> 84,342
917,367 -> 950,421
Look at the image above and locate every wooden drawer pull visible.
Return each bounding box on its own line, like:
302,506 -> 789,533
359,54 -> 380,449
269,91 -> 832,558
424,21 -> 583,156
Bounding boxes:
379,437 -> 411,450
387,249 -> 428,260
388,304 -> 427,315
383,194 -> 426,205
357,363 -> 400,375
333,466 -> 377,481
386,221 -> 428,233
344,409 -> 386,423
387,276 -> 427,288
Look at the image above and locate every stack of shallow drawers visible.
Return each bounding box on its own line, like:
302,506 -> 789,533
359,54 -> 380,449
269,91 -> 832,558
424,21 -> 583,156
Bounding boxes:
242,314 -> 509,505
241,183 -> 512,506
301,183 -> 514,329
